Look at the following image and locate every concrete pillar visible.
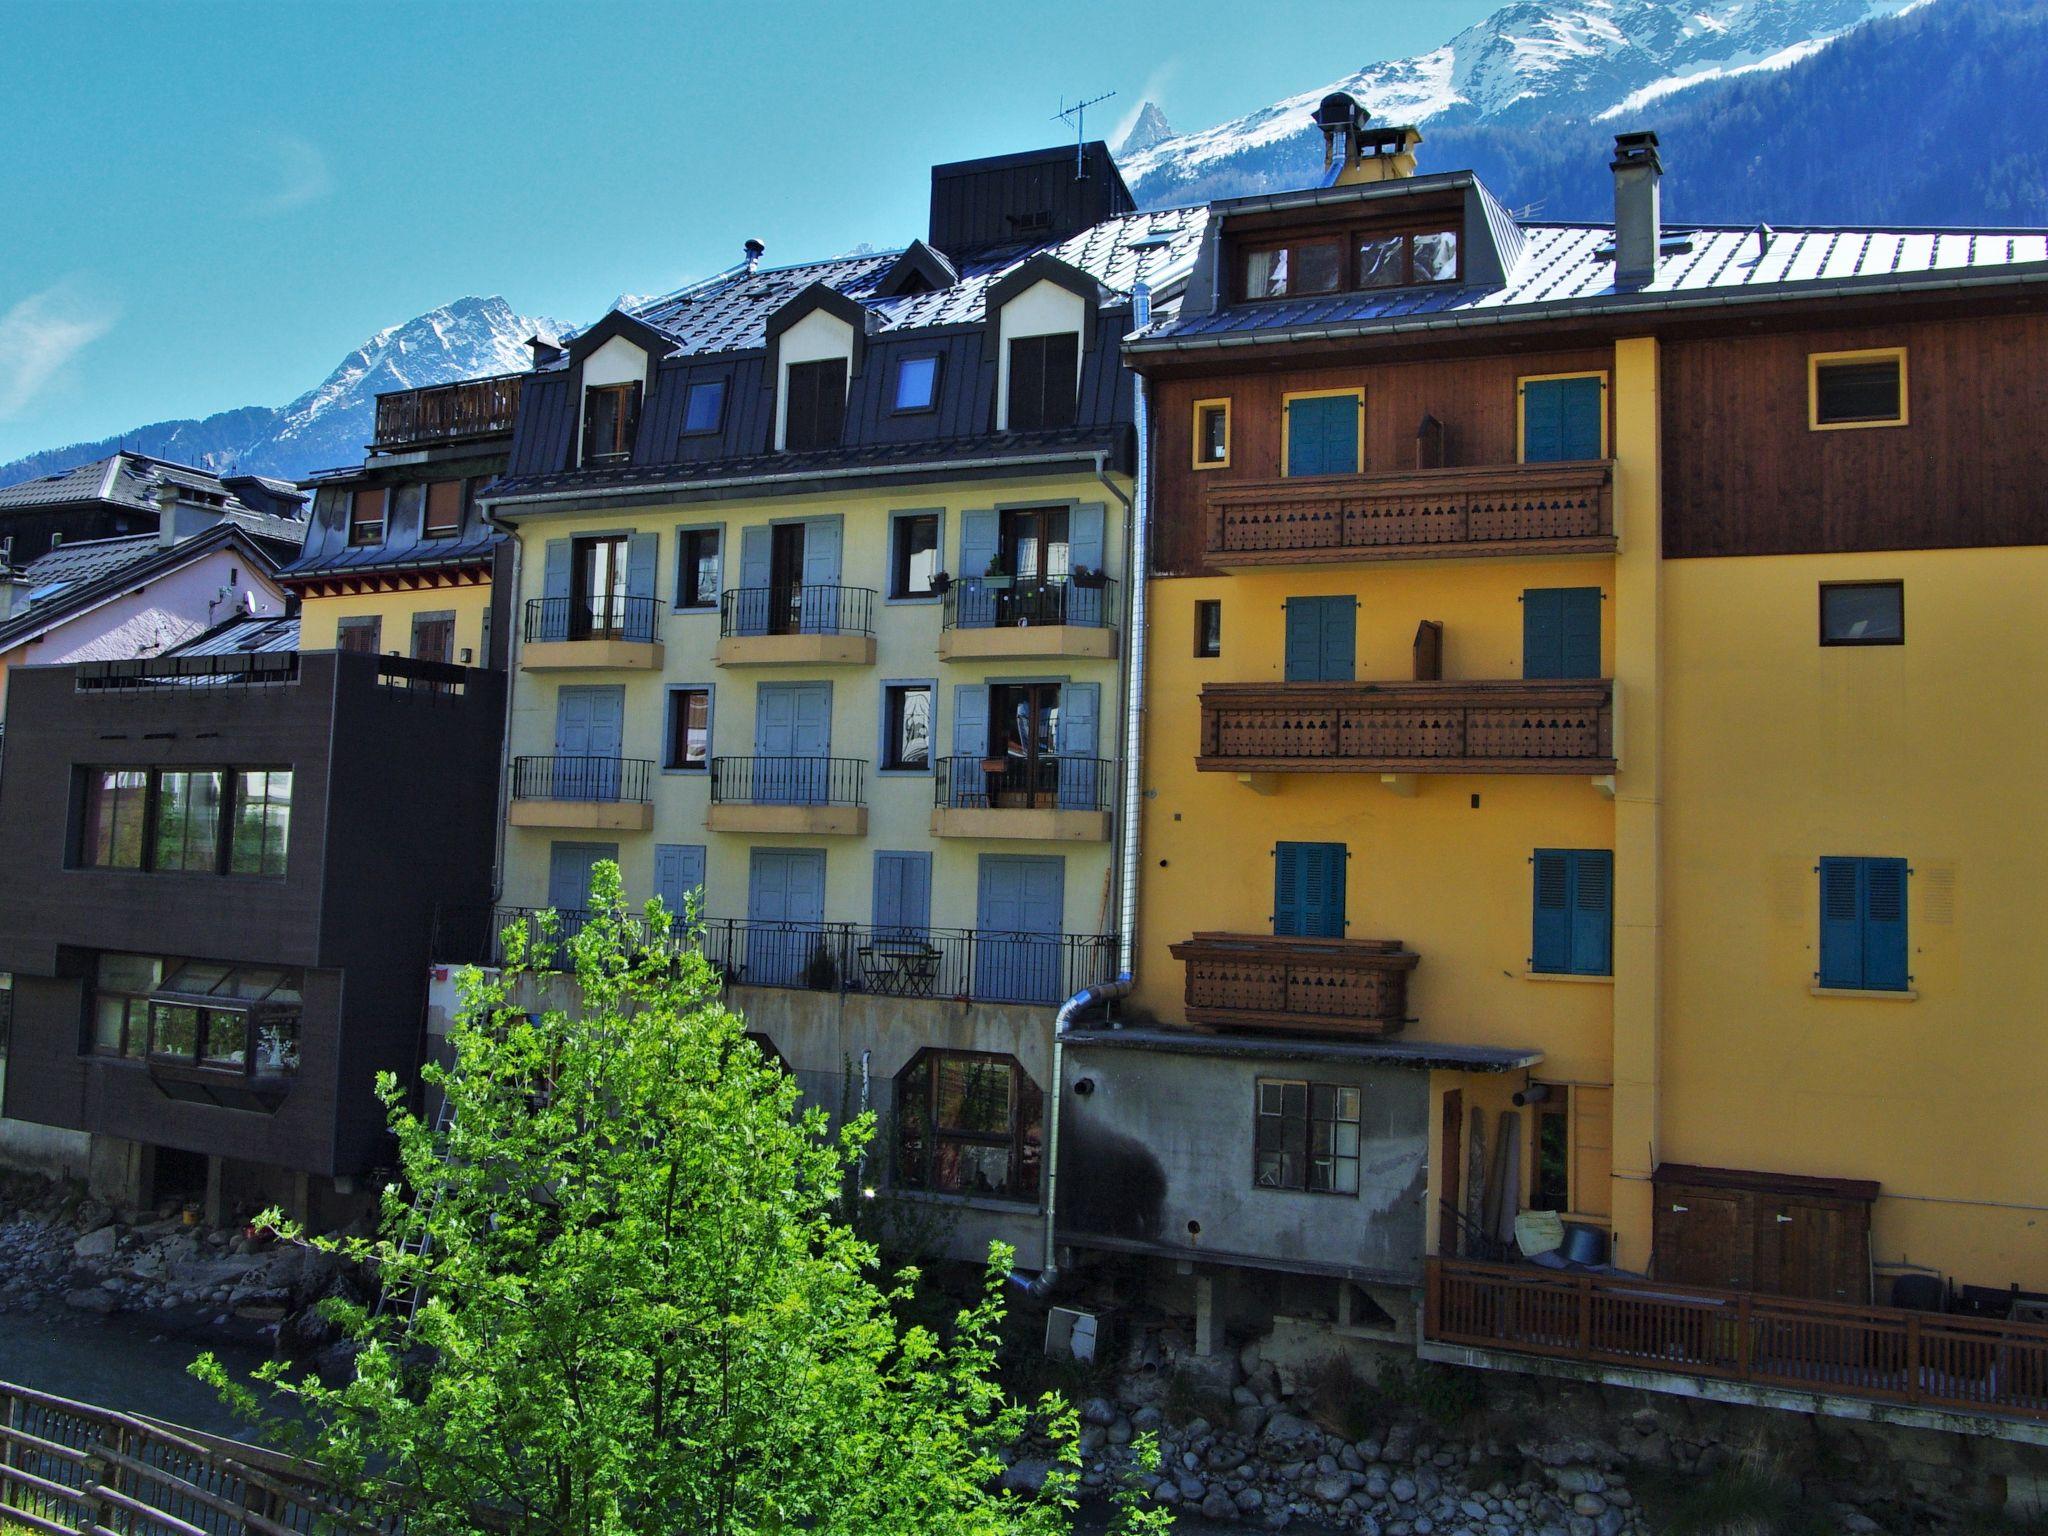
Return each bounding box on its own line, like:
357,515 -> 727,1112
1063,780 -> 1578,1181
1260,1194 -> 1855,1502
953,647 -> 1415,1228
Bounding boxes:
86,1135 -> 151,1210
1193,1273 -> 1219,1357
204,1154 -> 225,1229
1608,335 -> 1664,1273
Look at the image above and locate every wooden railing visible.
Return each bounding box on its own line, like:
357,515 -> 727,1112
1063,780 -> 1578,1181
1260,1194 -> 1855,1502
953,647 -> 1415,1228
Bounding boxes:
0,1377 -> 390,1536
1198,679 -> 1614,775
1426,1258 -> 2048,1422
372,373 -> 523,448
1205,461 -> 1614,566
1170,933 -> 1417,1037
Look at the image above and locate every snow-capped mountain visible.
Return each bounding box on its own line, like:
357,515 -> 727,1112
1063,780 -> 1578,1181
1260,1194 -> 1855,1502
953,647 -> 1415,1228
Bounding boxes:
1120,0 -> 1928,203
1115,102 -> 1176,159
0,295 -> 558,490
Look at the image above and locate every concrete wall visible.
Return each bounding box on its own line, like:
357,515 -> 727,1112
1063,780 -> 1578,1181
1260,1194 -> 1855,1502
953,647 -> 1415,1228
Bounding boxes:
298,584 -> 495,669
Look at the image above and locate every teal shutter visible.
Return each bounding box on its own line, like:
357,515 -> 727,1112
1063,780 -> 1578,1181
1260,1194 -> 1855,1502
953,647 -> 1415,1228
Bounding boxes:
1571,850 -> 1613,976
1284,598 -> 1321,681
1274,842 -> 1344,938
1818,858 -> 1865,988
1287,395 -> 1359,477
1320,595 -> 1356,681
1863,858 -> 1909,990
872,851 -> 932,937
1523,376 -> 1604,463
1531,850 -> 1572,971
540,538 -> 572,641
1561,587 -> 1602,678
624,532 -> 658,640
654,844 -> 706,920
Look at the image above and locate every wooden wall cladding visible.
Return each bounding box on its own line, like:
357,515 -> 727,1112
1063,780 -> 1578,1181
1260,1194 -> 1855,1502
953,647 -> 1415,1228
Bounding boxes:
1662,311 -> 2048,558
1149,349 -> 1611,576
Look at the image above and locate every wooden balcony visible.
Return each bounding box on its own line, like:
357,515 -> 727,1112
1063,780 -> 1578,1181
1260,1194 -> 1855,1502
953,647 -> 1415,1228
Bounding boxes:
1204,461 -> 1614,567
1197,679 -> 1614,776
1169,933 -> 1418,1037
373,373 -> 524,449
1426,1258 -> 2048,1424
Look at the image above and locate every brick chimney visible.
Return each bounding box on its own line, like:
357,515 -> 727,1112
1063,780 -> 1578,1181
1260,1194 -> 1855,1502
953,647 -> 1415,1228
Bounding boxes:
1611,131 -> 1663,288
1313,92 -> 1421,185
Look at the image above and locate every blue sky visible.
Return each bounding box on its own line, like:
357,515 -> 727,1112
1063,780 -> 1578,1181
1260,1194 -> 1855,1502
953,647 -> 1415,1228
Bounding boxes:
0,0 -> 1497,463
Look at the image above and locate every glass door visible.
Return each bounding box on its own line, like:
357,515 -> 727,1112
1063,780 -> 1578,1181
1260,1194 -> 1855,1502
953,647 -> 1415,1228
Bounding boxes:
999,507 -> 1070,625
573,535 -> 630,639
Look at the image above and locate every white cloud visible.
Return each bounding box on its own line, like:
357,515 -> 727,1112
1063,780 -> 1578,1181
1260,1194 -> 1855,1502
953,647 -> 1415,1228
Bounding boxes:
0,281 -> 119,421
1110,61 -> 1180,148
248,131 -> 333,215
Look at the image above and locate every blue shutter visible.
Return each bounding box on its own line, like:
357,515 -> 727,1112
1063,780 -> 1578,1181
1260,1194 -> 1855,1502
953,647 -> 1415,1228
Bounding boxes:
737,524 -> 771,635
1287,395 -> 1359,478
654,843 -> 706,922
950,683 -> 990,801
540,538 -> 572,641
1056,682 -> 1101,809
1818,857 -> 1864,988
959,509 -> 998,579
1322,394 -> 1359,474
1284,598 -> 1322,681
872,851 -> 932,938
1274,843 -> 1304,935
624,532 -> 658,641
1863,858 -> 1909,990
1531,850 -> 1573,972
799,516 -> 844,632
1320,596 -> 1356,682
1523,589 -> 1562,679
1275,842 -> 1345,938
1561,587 -> 1602,679
1524,376 -> 1604,463
1067,503 -> 1107,626
1571,850 -> 1613,976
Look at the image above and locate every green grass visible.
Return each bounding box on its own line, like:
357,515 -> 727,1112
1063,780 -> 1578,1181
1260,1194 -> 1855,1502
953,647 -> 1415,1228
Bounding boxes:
1634,1463 -> 1842,1536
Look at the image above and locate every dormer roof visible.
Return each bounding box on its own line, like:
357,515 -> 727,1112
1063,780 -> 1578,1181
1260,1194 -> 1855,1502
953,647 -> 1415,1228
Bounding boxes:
873,240 -> 959,298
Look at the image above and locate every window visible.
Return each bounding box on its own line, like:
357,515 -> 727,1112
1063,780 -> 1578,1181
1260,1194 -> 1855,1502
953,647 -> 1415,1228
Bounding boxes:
143,959 -> 302,1079
1819,856 -> 1909,991
1194,599 -> 1222,658
1283,390 -> 1361,477
81,770 -> 148,869
1810,348 -> 1907,430
1243,227 -> 1459,300
1274,841 -> 1346,938
423,479 -> 464,538
1243,238 -> 1342,299
348,488 -> 386,546
1522,587 -> 1602,680
1532,1091 -> 1571,1213
91,953 -> 160,1059
895,1050 -> 1044,1202
572,534 -> 632,638
890,512 -> 940,598
893,355 -> 940,413
75,768 -> 291,878
1192,399 -> 1231,469
1820,581 -> 1903,646
1283,595 -> 1354,682
675,527 -> 722,609
683,378 -> 727,435
336,616 -> 381,655
1254,1079 -> 1361,1194
882,684 -> 933,772
1531,849 -> 1613,977
1006,332 -> 1079,432
411,610 -> 454,664
1519,373 -> 1608,462
664,688 -> 711,771
783,358 -> 847,451
582,382 -> 640,464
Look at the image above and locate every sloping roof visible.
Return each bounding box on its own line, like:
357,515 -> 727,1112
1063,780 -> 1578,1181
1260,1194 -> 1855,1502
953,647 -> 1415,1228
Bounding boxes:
278,522 -> 501,581
16,533 -> 162,593
166,613 -> 300,657
0,522 -> 281,654
0,452 -> 306,519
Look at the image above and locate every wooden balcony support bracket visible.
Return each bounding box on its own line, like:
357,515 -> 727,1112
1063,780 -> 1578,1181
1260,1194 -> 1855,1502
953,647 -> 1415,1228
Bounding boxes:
1204,460 -> 1616,567
1170,932 -> 1420,1038
1198,678 -> 1617,776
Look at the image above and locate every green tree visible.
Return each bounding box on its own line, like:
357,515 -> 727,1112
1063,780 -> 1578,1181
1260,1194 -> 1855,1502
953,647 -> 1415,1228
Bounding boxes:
198,862 -> 1165,1536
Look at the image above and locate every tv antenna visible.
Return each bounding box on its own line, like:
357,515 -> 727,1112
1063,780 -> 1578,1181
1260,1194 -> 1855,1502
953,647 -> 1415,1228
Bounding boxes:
1054,90 -> 1116,178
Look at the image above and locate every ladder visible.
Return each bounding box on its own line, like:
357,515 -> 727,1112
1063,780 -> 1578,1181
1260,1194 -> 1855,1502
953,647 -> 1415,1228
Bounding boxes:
373,1091 -> 456,1320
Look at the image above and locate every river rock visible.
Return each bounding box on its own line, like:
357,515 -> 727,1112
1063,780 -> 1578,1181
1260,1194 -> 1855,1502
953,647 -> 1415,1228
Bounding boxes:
1312,1473 -> 1353,1503
1261,1410 -> 1318,1445
64,1287 -> 118,1313
1000,1457 -> 1051,1495
1081,1396 -> 1117,1426
1202,1488 -> 1236,1521
73,1225 -> 119,1259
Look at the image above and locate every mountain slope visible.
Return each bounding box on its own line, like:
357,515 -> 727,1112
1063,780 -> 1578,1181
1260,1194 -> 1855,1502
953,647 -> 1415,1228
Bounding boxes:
0,295 -> 557,490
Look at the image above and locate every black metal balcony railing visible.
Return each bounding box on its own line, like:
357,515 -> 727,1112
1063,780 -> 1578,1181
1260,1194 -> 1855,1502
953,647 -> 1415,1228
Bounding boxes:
523,595 -> 663,645
74,653 -> 300,691
430,905 -> 1118,1009
709,756 -> 866,808
934,754 -> 1115,813
719,585 -> 876,639
942,575 -> 1117,631
510,755 -> 655,803
375,655 -> 471,697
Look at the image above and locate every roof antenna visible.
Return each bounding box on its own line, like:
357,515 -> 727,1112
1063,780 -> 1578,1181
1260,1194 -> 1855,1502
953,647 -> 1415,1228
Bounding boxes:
1054,90 -> 1116,179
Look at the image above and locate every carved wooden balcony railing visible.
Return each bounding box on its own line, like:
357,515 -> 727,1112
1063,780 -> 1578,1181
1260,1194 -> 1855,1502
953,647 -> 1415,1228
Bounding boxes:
1169,933 -> 1419,1037
373,373 -> 525,449
1197,679 -> 1615,775
1205,461 -> 1614,567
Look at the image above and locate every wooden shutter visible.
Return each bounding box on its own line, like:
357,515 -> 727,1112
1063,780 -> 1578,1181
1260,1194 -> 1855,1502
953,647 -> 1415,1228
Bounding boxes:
872,852 -> 933,936
951,684 -> 990,759
654,844 -> 706,918
1274,843 -> 1305,935
1284,598 -> 1321,681
425,479 -> 463,535
1524,587 -> 1600,678
1040,332 -> 1078,429
785,360 -> 846,450
1522,376 -> 1605,463
581,389 -> 602,465
1287,395 -> 1358,477
622,380 -> 643,457
624,532 -> 658,640
1571,850 -> 1614,975
1531,850 -> 1573,971
1275,842 -> 1344,938
1863,858 -> 1909,989
1818,857 -> 1865,987
1319,596 -> 1356,681
1067,502 -> 1105,573
1008,337 -> 1047,431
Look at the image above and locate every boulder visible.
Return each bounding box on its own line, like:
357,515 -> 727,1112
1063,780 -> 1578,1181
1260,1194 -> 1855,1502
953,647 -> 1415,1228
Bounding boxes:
1312,1473 -> 1353,1504
1201,1488 -> 1237,1521
72,1225 -> 118,1260
1261,1410 -> 1319,1446
64,1287 -> 118,1314
1081,1397 -> 1117,1427
1000,1458 -> 1052,1496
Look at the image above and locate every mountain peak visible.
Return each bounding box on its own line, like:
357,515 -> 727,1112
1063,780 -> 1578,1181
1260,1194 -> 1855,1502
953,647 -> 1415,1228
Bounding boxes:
1117,101 -> 1175,158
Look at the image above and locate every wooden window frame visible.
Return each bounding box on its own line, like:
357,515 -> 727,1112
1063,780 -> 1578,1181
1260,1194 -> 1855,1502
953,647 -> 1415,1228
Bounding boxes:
1238,221 -> 1463,304
1279,387 -> 1365,480
1191,398 -> 1232,470
1819,580 -> 1904,647
782,357 -> 849,452
422,478 -> 465,539
76,766 -> 291,879
1252,1076 -> 1362,1196
582,382 -> 638,464
1516,370 -> 1611,463
662,685 -> 713,773
1005,332 -> 1080,433
1194,598 -> 1222,658
1808,347 -> 1909,431
673,524 -> 723,611
895,1049 -> 1044,1204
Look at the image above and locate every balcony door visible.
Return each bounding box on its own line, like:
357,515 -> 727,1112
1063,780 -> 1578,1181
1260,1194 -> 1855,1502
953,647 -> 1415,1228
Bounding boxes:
988,682 -> 1060,808
974,855 -> 1064,1005
554,686 -> 625,800
574,535 -> 630,639
754,682 -> 831,804
548,841 -> 618,934
745,848 -> 827,987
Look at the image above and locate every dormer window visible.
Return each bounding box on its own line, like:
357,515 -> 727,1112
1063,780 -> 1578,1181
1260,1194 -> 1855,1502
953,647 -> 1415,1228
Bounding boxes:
1006,333 -> 1079,432
348,488 -> 386,546
784,358 -> 847,451
683,378 -> 727,436
1242,222 -> 1462,301
582,382 -> 640,466
893,355 -> 940,414
1244,239 -> 1342,299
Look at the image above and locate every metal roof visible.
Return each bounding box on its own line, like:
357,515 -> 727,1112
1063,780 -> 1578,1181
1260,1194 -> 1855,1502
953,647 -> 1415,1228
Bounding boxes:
1065,1027 -> 1541,1073
166,613 -> 300,657
16,534 -> 162,592
0,452 -> 308,523
0,522 -> 281,654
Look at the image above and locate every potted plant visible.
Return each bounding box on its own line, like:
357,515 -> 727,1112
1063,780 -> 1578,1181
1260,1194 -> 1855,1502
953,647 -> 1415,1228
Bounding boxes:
981,554 -> 1012,590
928,570 -> 952,595
1072,564 -> 1108,589
803,940 -> 840,993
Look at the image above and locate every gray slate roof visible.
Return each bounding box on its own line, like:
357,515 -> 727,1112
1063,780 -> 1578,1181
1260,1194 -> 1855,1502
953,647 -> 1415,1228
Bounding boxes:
17,533 -> 162,594
0,452 -> 308,549
166,613 -> 300,656
0,523 -> 280,653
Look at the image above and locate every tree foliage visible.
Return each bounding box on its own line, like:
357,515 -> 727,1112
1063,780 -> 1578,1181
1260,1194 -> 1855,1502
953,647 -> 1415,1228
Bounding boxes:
197,863 -> 1166,1536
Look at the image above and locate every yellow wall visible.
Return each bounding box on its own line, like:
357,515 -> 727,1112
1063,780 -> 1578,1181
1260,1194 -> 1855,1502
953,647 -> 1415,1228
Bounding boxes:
297,584 -> 495,665
1661,545 -> 2048,1289
499,469 -> 1128,943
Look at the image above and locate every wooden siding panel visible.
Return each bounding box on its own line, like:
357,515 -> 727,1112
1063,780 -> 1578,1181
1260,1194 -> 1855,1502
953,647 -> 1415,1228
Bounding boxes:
1663,312 -> 2048,557
1149,348 -> 1611,576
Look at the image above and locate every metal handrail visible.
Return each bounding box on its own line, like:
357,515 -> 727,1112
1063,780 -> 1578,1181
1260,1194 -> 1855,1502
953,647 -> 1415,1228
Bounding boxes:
934,754 -> 1115,813
709,756 -> 866,807
941,574 -> 1118,631
508,755 -> 655,803
522,595 -> 663,644
718,585 -> 876,638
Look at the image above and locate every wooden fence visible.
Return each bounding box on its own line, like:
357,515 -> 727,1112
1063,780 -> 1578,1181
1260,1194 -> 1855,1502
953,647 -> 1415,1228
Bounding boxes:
0,1380 -> 388,1536
1426,1258 -> 2048,1421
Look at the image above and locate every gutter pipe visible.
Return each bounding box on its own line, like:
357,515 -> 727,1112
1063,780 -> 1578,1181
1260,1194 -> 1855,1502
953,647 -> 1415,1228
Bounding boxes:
1010,282 -> 1154,1299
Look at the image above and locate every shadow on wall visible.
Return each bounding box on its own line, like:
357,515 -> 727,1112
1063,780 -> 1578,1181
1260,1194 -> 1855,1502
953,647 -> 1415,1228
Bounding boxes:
1061,1120 -> 1168,1241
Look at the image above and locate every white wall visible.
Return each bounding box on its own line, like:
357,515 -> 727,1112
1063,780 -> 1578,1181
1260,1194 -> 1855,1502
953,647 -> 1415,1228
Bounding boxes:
773,310 -> 855,450
995,281 -> 1087,431
576,335 -> 652,463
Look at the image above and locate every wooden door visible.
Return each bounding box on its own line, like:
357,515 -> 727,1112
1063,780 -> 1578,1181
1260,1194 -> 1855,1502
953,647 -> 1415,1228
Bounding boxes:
1654,1184 -> 1753,1290
1759,1197 -> 1870,1304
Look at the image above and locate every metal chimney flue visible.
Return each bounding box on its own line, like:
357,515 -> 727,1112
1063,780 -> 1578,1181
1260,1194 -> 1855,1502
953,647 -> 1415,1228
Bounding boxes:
743,239 -> 765,273
1611,131 -> 1663,289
